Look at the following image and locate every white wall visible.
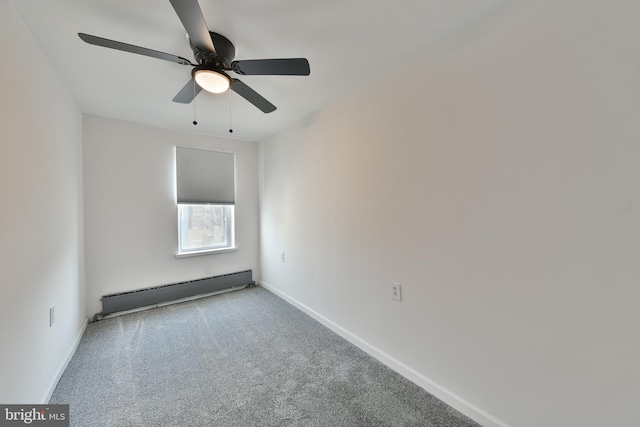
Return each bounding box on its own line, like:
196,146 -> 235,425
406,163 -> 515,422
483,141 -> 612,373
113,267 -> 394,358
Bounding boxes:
0,0 -> 86,403
259,1 -> 640,426
83,116 -> 259,316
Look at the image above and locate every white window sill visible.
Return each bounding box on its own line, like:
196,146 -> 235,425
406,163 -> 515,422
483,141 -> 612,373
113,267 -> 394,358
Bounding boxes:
175,247 -> 238,258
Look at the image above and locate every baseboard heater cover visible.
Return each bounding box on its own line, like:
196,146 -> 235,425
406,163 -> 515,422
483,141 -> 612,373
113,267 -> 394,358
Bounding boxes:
98,270 -> 253,318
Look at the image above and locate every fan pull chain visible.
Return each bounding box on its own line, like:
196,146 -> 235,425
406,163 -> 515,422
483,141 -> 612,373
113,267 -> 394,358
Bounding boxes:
192,79 -> 198,126
228,89 -> 233,133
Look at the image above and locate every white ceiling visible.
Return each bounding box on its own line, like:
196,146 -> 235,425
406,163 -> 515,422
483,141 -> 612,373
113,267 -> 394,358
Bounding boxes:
11,0 -> 510,142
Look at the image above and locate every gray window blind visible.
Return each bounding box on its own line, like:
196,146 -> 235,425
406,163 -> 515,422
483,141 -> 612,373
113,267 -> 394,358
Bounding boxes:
176,147 -> 235,205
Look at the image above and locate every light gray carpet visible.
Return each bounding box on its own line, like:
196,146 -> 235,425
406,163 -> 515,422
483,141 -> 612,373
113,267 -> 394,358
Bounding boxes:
51,286 -> 479,427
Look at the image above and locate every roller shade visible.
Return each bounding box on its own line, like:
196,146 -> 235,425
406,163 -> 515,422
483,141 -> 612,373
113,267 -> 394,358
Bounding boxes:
176,147 -> 235,205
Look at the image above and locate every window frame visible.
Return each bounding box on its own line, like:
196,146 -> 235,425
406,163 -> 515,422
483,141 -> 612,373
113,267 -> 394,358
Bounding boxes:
175,203 -> 236,258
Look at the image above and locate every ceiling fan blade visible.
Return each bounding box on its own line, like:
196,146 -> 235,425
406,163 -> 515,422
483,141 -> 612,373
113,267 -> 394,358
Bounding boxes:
231,58 -> 310,76
172,78 -> 203,104
78,33 -> 192,65
168,0 -> 215,54
230,79 -> 276,113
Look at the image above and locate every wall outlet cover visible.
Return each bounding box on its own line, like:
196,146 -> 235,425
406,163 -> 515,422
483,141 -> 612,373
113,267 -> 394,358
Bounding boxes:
390,283 -> 402,301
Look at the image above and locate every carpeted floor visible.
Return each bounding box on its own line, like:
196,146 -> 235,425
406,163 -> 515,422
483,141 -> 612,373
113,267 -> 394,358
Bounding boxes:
50,286 -> 479,426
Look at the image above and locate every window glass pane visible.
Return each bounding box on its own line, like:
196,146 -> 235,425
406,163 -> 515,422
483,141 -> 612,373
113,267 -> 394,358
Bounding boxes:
178,204 -> 234,253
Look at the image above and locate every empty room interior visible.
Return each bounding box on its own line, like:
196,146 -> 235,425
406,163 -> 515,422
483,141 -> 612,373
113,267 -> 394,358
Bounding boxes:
1,0 -> 639,426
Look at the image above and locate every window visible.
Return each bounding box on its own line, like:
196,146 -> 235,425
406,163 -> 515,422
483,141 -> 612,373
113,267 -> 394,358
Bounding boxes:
175,147 -> 236,256
178,204 -> 234,253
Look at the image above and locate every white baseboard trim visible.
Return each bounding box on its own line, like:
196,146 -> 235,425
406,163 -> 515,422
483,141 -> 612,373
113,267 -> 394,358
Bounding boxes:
42,316 -> 88,403
259,281 -> 509,427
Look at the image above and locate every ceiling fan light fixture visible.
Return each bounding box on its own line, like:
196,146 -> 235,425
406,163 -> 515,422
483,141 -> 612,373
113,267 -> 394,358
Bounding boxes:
193,67 -> 230,94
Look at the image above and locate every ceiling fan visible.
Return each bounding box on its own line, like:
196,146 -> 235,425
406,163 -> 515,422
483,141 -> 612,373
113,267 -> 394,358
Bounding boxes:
78,0 -> 310,114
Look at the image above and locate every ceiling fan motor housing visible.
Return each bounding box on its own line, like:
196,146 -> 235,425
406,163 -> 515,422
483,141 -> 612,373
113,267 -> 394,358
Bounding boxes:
190,31 -> 236,69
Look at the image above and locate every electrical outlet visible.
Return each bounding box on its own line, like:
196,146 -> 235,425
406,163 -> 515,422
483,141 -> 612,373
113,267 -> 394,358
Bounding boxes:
49,306 -> 55,327
390,283 -> 402,301
280,252 -> 285,262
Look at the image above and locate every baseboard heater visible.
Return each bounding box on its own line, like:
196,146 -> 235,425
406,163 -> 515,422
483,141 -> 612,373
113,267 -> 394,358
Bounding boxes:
96,270 -> 254,320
